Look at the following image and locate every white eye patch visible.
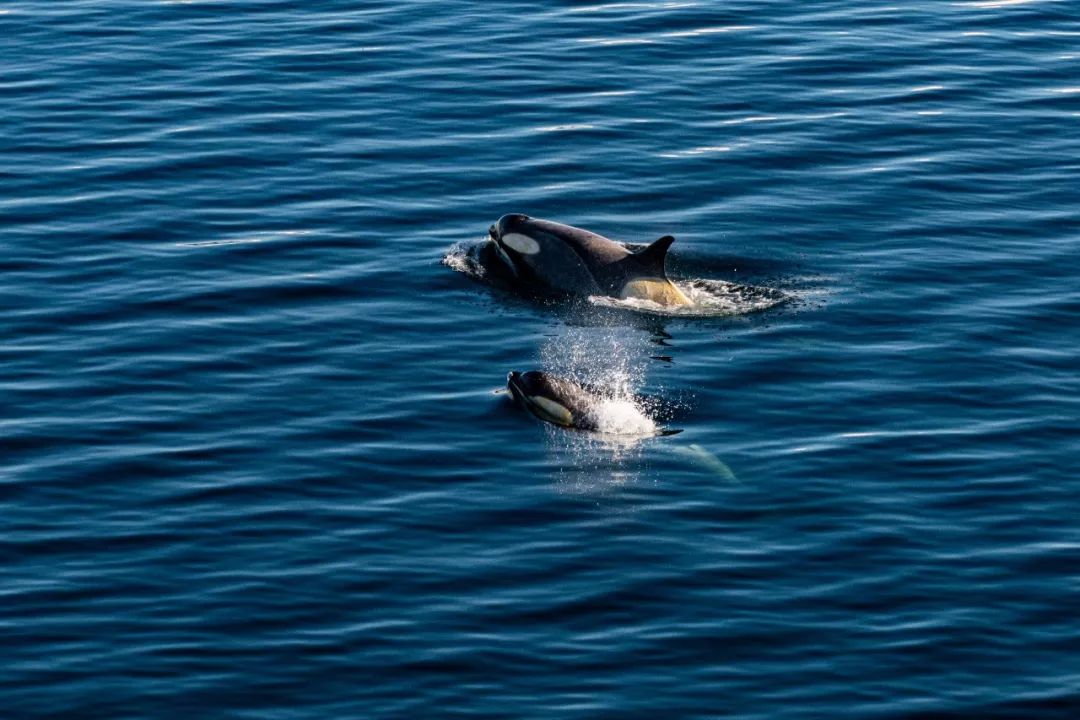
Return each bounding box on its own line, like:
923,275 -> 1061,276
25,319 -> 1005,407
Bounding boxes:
501,233 -> 541,255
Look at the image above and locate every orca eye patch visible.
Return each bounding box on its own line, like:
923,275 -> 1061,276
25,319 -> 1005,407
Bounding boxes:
502,233 -> 541,255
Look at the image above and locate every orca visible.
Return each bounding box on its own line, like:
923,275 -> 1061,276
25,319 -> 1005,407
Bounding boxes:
506,370 -> 682,435
507,370 -> 597,429
487,214 -> 692,306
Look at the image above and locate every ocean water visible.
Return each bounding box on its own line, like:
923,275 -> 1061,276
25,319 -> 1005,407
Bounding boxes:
3,0 -> 1079,717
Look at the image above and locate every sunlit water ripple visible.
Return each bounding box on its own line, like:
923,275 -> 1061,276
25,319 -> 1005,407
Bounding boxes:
2,0 -> 1079,717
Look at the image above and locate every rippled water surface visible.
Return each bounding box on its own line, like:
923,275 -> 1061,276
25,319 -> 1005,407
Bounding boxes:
3,1 -> 1079,717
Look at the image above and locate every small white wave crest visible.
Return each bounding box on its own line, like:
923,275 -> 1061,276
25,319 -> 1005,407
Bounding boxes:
540,327 -> 676,440
442,240 -> 488,279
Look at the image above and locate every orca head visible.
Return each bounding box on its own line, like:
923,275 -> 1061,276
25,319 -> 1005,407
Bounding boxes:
506,370 -> 576,427
488,214 -> 549,278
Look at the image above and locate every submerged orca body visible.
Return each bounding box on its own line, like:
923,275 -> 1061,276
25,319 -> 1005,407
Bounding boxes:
488,214 -> 692,306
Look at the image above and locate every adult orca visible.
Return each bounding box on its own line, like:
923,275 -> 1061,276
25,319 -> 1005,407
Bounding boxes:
487,214 -> 692,306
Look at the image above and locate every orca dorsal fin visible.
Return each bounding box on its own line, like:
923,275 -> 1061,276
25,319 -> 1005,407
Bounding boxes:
634,235 -> 675,275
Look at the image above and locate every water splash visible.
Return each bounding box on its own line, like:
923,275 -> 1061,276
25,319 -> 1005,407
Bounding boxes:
585,397 -> 657,435
538,326 -> 680,442
442,240 -> 488,279
534,333 -> 675,490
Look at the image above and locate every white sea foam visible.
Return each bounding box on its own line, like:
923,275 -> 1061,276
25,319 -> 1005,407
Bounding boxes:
584,396 -> 657,436
441,240 -> 487,279
540,327 -> 663,439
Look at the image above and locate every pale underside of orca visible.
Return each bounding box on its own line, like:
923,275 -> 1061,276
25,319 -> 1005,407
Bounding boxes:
507,370 -> 594,429
488,214 -> 692,306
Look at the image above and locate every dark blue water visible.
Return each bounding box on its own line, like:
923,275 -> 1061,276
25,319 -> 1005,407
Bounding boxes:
3,1 -> 1079,717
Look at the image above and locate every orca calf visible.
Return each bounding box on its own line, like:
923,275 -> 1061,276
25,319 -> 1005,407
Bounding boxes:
488,214 -> 692,306
507,370 -> 681,436
507,370 -> 597,429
